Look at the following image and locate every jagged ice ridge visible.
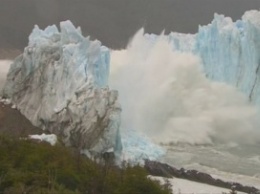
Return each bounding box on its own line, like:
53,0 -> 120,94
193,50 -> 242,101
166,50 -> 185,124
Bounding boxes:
2,21 -> 122,157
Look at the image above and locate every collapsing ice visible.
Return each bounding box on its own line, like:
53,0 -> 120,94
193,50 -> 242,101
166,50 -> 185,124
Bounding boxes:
2,10 -> 260,164
110,10 -> 260,148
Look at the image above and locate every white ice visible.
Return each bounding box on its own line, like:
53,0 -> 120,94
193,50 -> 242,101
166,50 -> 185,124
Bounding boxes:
2,21 -> 122,157
29,133 -> 57,146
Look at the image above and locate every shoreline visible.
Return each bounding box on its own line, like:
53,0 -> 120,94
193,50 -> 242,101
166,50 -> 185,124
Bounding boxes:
145,160 -> 260,193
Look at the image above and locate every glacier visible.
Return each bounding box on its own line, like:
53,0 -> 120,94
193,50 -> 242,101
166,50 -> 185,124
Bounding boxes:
148,10 -> 260,105
2,9 -> 260,164
2,21 -> 122,157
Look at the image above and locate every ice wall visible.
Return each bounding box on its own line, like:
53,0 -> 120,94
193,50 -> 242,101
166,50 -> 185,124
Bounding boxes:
195,10 -> 260,104
2,21 -> 122,156
149,10 -> 260,105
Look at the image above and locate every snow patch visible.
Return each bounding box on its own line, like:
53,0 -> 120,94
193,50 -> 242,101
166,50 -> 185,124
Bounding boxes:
29,133 -> 57,146
0,98 -> 11,105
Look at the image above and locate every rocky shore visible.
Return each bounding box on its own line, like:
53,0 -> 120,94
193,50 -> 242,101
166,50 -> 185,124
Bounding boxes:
145,160 -> 260,194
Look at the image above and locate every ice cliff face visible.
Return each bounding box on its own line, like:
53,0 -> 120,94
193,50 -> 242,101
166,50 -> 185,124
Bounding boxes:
196,10 -> 260,104
2,21 -> 122,156
149,10 -> 260,105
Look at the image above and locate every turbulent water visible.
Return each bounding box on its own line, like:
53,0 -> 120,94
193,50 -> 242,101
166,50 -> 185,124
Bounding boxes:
163,144 -> 260,186
110,30 -> 260,187
110,29 -> 260,145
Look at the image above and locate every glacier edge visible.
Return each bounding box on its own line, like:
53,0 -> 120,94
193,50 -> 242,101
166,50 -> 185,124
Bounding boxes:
2,21 -> 122,157
147,10 -> 260,105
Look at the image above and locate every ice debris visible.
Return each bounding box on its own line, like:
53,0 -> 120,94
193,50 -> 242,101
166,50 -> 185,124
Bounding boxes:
120,129 -> 165,165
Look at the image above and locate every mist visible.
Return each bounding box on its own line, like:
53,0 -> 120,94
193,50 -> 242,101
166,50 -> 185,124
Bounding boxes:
0,60 -> 11,92
110,29 -> 260,145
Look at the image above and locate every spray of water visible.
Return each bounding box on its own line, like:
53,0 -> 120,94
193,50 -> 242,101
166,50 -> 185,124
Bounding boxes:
110,29 -> 260,145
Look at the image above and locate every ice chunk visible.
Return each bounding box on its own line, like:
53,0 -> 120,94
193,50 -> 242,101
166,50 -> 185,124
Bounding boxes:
121,129 -> 165,165
0,98 -> 11,105
29,133 -> 57,146
2,21 -> 121,157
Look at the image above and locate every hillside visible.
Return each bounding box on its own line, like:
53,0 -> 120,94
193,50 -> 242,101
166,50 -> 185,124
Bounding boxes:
0,134 -> 171,194
0,102 -> 43,138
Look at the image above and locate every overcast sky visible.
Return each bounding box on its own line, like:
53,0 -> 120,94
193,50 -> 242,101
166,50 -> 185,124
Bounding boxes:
0,0 -> 260,49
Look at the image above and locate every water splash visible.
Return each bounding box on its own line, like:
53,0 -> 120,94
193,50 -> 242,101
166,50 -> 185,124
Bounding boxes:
110,29 -> 260,145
